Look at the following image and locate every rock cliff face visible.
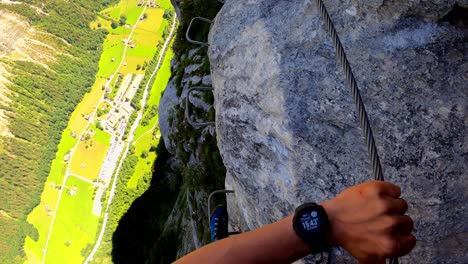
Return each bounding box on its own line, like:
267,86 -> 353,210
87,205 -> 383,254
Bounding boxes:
209,0 -> 467,263
158,48 -> 219,257
159,47 -> 215,156
150,1 -> 225,261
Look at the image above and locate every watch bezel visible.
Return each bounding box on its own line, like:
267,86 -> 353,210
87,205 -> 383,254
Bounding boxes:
292,202 -> 330,254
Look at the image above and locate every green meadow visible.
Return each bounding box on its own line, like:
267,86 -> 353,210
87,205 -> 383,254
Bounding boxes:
45,177 -> 98,264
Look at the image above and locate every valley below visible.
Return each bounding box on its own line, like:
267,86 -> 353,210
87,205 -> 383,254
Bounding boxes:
0,0 -> 176,263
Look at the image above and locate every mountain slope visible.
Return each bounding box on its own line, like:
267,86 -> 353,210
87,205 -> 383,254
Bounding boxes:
0,1 -> 117,262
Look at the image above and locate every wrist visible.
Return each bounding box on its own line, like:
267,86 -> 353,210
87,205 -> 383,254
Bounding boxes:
319,199 -> 340,247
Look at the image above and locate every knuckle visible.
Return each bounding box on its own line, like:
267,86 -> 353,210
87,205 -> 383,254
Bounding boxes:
380,237 -> 399,256
374,217 -> 397,237
383,216 -> 399,231
374,181 -> 387,191
364,182 -> 381,197
376,199 -> 392,214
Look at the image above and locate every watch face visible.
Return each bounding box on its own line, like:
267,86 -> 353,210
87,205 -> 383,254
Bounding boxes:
293,203 -> 329,253
299,209 -> 321,232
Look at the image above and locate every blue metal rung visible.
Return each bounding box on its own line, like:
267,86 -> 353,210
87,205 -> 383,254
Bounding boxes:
208,190 -> 236,242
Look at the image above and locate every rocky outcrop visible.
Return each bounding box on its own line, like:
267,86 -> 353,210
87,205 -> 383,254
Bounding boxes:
209,0 -> 467,263
156,3 -> 225,256
159,77 -> 178,154
159,48 -> 215,154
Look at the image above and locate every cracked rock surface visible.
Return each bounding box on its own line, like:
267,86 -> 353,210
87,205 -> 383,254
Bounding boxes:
209,0 -> 467,263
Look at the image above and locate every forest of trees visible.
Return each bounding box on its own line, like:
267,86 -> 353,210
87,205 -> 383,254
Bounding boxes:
0,0 -> 117,262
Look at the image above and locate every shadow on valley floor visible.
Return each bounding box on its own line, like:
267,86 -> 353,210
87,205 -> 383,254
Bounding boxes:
111,141 -> 183,264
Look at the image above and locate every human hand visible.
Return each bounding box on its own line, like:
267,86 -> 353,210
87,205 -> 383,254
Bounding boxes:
321,181 -> 416,264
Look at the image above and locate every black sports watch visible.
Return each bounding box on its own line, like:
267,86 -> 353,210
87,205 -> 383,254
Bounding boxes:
292,202 -> 330,254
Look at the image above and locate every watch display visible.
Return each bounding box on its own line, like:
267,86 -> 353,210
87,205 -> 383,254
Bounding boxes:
293,202 -> 330,254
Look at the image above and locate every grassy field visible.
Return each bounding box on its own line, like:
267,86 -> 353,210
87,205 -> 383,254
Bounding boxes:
126,44 -> 156,58
131,9 -> 165,48
95,0 -> 144,79
105,0 -> 141,23
24,131 -> 77,263
68,78 -> 106,134
45,177 -> 99,264
96,34 -> 126,78
127,133 -> 158,189
158,0 -> 174,9
119,10 -> 165,75
90,15 -> 111,30
118,56 -> 145,74
69,126 -> 111,181
146,48 -> 174,107
94,0 -> 168,77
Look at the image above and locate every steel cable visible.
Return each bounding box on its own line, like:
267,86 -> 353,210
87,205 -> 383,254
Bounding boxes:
313,0 -> 398,263
314,0 -> 384,182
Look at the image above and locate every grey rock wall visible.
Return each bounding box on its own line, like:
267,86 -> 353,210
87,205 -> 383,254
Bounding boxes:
208,0 -> 468,263
159,77 -> 178,154
158,53 -> 216,258
159,49 -> 214,154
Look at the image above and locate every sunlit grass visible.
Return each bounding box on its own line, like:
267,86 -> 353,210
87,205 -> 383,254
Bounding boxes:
126,44 -> 157,58
68,78 -> 106,134
118,56 -> 147,74
96,35 -> 126,79
157,0 -> 174,10
127,134 -> 158,189
45,177 -> 98,264
89,16 -> 111,30
24,131 -> 77,262
69,127 -> 111,181
102,0 -> 141,22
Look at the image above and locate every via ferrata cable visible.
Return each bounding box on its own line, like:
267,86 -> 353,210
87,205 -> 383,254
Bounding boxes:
313,0 -> 398,263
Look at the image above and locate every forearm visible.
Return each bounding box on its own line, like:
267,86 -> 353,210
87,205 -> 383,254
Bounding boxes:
174,181 -> 416,264
174,216 -> 310,264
